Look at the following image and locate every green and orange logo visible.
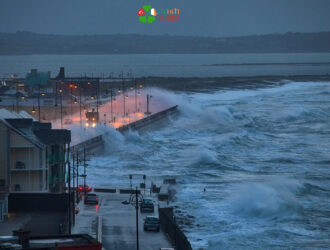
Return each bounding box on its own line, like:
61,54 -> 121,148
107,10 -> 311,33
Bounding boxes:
138,5 -> 157,23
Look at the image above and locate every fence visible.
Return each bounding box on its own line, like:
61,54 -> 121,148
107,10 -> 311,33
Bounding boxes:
158,207 -> 192,250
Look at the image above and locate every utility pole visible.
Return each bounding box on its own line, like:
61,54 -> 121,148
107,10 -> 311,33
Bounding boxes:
145,95 -> 152,115
110,87 -> 113,123
134,79 -> 137,113
54,82 -> 58,121
60,89 -> 63,128
38,84 -> 41,121
79,84 -> 82,128
68,157 -> 71,234
76,151 -> 79,203
72,153 -> 75,226
70,85 -> 73,118
135,187 -> 139,250
122,74 -> 125,117
83,147 -> 87,197
96,80 -> 99,120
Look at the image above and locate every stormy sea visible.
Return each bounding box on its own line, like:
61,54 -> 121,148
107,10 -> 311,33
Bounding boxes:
87,81 -> 330,249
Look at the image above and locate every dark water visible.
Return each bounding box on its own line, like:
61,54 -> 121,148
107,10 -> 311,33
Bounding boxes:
1,53 -> 330,77
87,82 -> 330,249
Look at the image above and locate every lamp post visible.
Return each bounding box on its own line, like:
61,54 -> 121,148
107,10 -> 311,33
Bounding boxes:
124,186 -> 142,250
54,81 -> 58,121
96,80 -> 99,120
122,74 -> 126,117
110,87 -> 113,123
79,84 -> 82,128
135,187 -> 139,250
38,84 -> 41,121
134,79 -> 137,113
59,88 -> 63,128
67,157 -> 72,235
69,84 -> 75,118
145,94 -> 152,115
76,151 -> 79,203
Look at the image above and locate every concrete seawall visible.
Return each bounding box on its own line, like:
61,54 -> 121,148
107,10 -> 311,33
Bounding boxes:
71,105 -> 178,155
117,105 -> 178,133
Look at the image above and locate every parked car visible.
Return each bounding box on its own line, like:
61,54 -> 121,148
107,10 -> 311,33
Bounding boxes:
84,193 -> 99,205
78,185 -> 92,193
64,118 -> 73,125
140,198 -> 154,212
143,216 -> 160,232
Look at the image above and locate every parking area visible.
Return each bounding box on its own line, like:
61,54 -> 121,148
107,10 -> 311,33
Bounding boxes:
73,191 -> 173,250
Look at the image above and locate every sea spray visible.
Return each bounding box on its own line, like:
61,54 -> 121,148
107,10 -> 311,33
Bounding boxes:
230,176 -> 303,218
86,81 -> 330,249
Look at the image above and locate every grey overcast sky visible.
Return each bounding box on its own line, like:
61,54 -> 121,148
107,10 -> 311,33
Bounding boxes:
0,0 -> 330,37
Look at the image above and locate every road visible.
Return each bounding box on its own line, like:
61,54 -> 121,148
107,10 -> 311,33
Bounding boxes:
73,192 -> 173,250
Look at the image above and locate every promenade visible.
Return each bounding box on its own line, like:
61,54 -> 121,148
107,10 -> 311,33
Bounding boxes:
73,191 -> 173,250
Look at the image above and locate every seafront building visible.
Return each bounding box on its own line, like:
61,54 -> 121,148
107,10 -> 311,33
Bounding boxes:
0,108 -> 70,221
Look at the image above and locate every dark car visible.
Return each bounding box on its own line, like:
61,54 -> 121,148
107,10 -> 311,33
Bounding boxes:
84,193 -> 98,205
143,216 -> 160,232
140,198 -> 154,212
64,118 -> 73,125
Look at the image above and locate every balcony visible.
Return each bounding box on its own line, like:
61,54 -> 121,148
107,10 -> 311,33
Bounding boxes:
48,153 -> 66,165
11,161 -> 47,171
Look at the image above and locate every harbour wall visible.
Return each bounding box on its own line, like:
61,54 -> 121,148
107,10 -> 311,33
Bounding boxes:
70,105 -> 178,155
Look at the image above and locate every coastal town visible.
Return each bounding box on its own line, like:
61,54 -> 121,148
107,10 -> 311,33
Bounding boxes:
0,67 -> 188,250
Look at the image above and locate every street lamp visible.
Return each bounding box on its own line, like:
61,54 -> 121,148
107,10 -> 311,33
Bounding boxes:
59,88 -> 63,128
123,187 -> 143,250
31,106 -> 36,114
69,84 -> 75,118
145,95 -> 152,115
73,98 -> 78,104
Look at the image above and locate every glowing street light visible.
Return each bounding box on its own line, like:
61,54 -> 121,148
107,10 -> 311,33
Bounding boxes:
31,106 -> 36,114
74,98 -> 78,104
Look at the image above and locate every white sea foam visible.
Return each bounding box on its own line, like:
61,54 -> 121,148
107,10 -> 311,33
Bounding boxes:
229,176 -> 303,218
86,81 -> 330,249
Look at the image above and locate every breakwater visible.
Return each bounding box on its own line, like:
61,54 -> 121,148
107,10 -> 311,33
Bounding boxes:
70,105 -> 178,155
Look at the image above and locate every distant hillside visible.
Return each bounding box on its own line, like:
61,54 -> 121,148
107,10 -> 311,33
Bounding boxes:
1,31 -> 330,55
